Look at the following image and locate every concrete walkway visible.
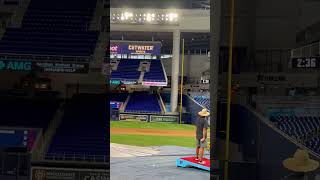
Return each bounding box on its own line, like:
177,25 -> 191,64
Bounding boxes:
110,143 -> 210,180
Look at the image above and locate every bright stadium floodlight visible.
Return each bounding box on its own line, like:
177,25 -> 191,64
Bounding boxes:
146,13 -> 152,22
168,13 -> 178,21
124,12 -> 133,20
111,10 -> 179,25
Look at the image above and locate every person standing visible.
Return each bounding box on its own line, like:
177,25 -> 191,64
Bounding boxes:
195,108 -> 210,164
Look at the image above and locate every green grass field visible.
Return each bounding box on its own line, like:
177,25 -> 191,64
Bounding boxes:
111,134 -> 196,147
110,121 -> 195,130
111,121 -> 210,147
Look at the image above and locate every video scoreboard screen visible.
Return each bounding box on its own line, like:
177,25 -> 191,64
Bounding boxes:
110,101 -> 123,109
0,129 -> 37,150
291,57 -> 320,68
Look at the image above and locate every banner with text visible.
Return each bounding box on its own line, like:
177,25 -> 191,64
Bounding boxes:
110,41 -> 161,56
150,115 -> 179,123
31,167 -> 108,180
0,60 -> 89,73
119,114 -> 149,121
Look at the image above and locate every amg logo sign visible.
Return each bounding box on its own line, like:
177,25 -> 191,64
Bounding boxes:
0,60 -> 32,71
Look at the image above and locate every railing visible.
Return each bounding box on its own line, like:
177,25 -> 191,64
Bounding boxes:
45,153 -> 107,163
291,41 -> 320,58
0,151 -> 30,177
256,96 -> 320,104
40,102 -> 66,160
30,128 -> 43,161
161,48 -> 209,56
123,110 -> 162,114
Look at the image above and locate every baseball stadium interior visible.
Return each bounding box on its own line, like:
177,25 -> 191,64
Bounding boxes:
0,0 -> 318,179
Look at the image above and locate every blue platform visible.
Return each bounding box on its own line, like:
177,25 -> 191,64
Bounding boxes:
176,156 -> 210,171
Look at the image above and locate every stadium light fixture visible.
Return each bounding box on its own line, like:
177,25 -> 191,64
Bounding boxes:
146,13 -> 152,22
111,10 -> 179,25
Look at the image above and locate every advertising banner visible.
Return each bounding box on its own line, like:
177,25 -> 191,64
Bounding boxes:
0,60 -> 89,73
150,115 -> 179,123
0,128 -> 38,150
291,57 -> 320,68
34,62 -> 89,73
119,114 -> 149,121
110,41 -> 161,56
31,167 -> 108,180
142,81 -> 168,87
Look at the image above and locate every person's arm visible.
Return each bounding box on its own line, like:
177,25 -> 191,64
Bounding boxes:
202,128 -> 207,141
201,118 -> 209,141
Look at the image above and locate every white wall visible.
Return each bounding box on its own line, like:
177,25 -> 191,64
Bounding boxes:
162,55 -> 209,79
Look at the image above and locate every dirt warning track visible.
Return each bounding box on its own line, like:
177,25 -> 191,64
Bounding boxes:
111,128 -> 195,137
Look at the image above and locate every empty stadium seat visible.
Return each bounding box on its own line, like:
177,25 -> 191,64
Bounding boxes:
189,92 -> 210,110
270,115 -> 320,144
125,92 -> 161,113
0,0 -> 98,57
111,59 -> 141,81
143,60 -> 166,82
46,94 -> 108,162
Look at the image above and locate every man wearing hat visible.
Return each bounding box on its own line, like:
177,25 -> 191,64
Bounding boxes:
195,108 -> 210,164
282,149 -> 319,180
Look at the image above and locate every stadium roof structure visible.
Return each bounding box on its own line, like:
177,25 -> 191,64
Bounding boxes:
110,31 -> 209,54
110,0 -> 210,9
110,6 -> 210,54
191,0 -> 210,9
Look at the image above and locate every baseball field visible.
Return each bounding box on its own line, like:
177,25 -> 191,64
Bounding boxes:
110,121 -> 210,148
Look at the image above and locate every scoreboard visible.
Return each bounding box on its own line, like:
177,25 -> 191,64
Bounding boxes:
0,129 -> 37,150
110,101 -> 123,109
291,57 -> 320,68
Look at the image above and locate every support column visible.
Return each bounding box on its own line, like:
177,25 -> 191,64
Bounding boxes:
170,30 -> 180,113
211,0 -> 221,156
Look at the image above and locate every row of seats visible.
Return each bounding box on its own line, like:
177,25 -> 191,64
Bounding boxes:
47,94 -> 108,162
305,137 -> 320,155
110,59 -> 167,82
125,92 -> 162,113
271,115 -> 320,141
143,60 -> 166,82
0,0 -> 98,57
188,92 -> 210,110
111,59 -> 141,81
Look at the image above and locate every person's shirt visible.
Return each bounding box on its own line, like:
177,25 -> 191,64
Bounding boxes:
195,116 -> 209,139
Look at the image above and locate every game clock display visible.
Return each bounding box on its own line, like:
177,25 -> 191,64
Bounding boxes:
291,57 -> 320,68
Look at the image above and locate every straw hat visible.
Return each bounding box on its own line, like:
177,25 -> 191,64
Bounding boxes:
283,149 -> 319,172
198,108 -> 210,117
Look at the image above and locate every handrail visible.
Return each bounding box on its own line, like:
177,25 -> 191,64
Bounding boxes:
291,41 -> 320,58
45,153 -> 107,163
157,93 -> 166,114
186,93 -> 208,111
